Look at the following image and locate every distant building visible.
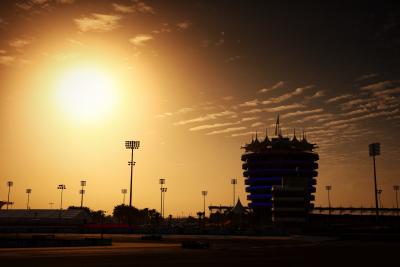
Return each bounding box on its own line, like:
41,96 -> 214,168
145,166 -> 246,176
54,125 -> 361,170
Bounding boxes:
241,116 -> 318,224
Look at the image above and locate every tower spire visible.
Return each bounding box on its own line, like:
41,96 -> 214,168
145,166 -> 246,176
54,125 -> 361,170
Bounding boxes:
275,115 -> 280,136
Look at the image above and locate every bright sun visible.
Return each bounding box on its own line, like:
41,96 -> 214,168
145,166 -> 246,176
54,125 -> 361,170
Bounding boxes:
56,66 -> 116,121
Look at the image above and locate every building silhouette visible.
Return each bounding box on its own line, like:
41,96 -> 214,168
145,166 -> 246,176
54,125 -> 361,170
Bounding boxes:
241,116 -> 319,223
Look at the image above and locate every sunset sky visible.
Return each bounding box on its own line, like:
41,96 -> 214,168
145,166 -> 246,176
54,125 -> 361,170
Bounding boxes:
0,1 -> 399,216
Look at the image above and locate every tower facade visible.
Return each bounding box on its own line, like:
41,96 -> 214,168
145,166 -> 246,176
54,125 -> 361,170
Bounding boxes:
241,117 -> 318,223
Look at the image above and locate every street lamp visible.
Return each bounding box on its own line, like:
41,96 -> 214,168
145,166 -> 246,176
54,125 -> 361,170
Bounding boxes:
49,202 -> 54,209
57,184 -> 66,211
159,179 -> 165,218
231,178 -> 237,207
369,142 -> 381,219
125,140 -> 140,207
201,190 -> 208,217
6,181 -> 13,210
325,185 -> 332,215
394,185 -> 399,213
26,189 -> 32,210
80,180 -> 86,208
121,189 -> 128,205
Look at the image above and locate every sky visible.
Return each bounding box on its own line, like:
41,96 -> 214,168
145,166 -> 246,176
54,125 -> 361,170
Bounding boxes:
0,0 -> 399,216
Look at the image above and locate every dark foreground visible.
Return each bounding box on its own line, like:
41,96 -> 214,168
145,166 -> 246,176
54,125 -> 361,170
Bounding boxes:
0,234 -> 399,267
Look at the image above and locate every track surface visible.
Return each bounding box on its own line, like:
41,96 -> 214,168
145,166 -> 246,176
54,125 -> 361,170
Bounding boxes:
0,234 -> 398,267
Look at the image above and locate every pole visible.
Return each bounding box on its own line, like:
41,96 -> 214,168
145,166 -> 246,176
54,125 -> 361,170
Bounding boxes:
160,186 -> 163,218
123,192 -> 126,205
129,148 -> 133,207
327,189 -> 331,214
163,190 -> 166,219
372,155 -> 379,219
80,187 -> 84,208
233,182 -> 236,206
396,190 -> 399,210
7,186 -> 11,210
60,188 -> 63,210
27,193 -> 30,210
203,195 -> 206,216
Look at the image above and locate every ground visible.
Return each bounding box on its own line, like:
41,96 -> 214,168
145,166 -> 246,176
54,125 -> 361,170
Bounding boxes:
0,234 -> 398,266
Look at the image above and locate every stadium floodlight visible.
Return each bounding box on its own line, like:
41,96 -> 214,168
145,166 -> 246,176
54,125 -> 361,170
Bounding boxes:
125,140 -> 140,207
159,179 -> 166,218
57,184 -> 66,211
161,187 -> 167,218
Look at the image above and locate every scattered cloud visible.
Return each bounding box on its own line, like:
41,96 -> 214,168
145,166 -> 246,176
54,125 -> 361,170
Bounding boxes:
112,3 -> 135,13
262,85 -> 313,104
242,108 -> 263,114
325,94 -> 353,103
361,80 -> 396,91
206,126 -> 246,135
241,117 -> 259,122
177,21 -> 191,29
74,14 -> 121,32
281,108 -> 323,119
129,34 -> 154,46
239,99 -> 259,107
306,90 -> 325,100
189,121 -> 240,131
251,122 -> 264,127
258,81 -> 285,93
9,38 -> 31,49
174,111 -> 236,125
231,131 -> 254,137
264,103 -> 305,113
324,109 -> 399,127
222,96 -> 233,101
355,73 -> 378,81
0,55 -> 15,65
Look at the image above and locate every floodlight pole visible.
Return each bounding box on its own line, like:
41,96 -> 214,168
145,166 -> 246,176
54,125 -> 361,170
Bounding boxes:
325,185 -> 332,215
26,189 -> 32,210
121,189 -> 127,205
159,179 -> 165,218
58,184 -> 66,211
6,181 -> 13,210
231,178 -> 237,207
125,140 -> 140,207
394,185 -> 399,214
80,180 -> 86,208
202,191 -> 208,216
369,143 -> 380,220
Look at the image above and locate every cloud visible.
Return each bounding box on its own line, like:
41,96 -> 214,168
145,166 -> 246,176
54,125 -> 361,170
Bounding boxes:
306,90 -> 325,100
155,112 -> 173,119
174,111 -> 236,125
112,3 -> 135,13
222,96 -> 233,101
262,85 -> 313,104
264,103 -> 305,112
189,121 -> 240,131
258,81 -> 285,93
231,131 -> 254,137
134,1 -> 155,14
74,14 -> 121,32
361,80 -> 396,91
206,126 -> 246,135
129,34 -> 154,46
324,109 -> 399,127
177,21 -> 191,29
239,99 -> 259,107
281,108 -> 323,119
177,107 -> 194,114
251,122 -> 264,127
241,117 -> 258,122
0,55 -> 15,65
325,94 -> 353,103
340,98 -> 369,110
9,38 -> 31,49
242,108 -> 263,114
355,73 -> 378,81
291,114 -> 333,124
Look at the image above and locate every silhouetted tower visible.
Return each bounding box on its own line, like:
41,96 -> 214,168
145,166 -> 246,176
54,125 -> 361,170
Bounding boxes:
241,116 -> 318,224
